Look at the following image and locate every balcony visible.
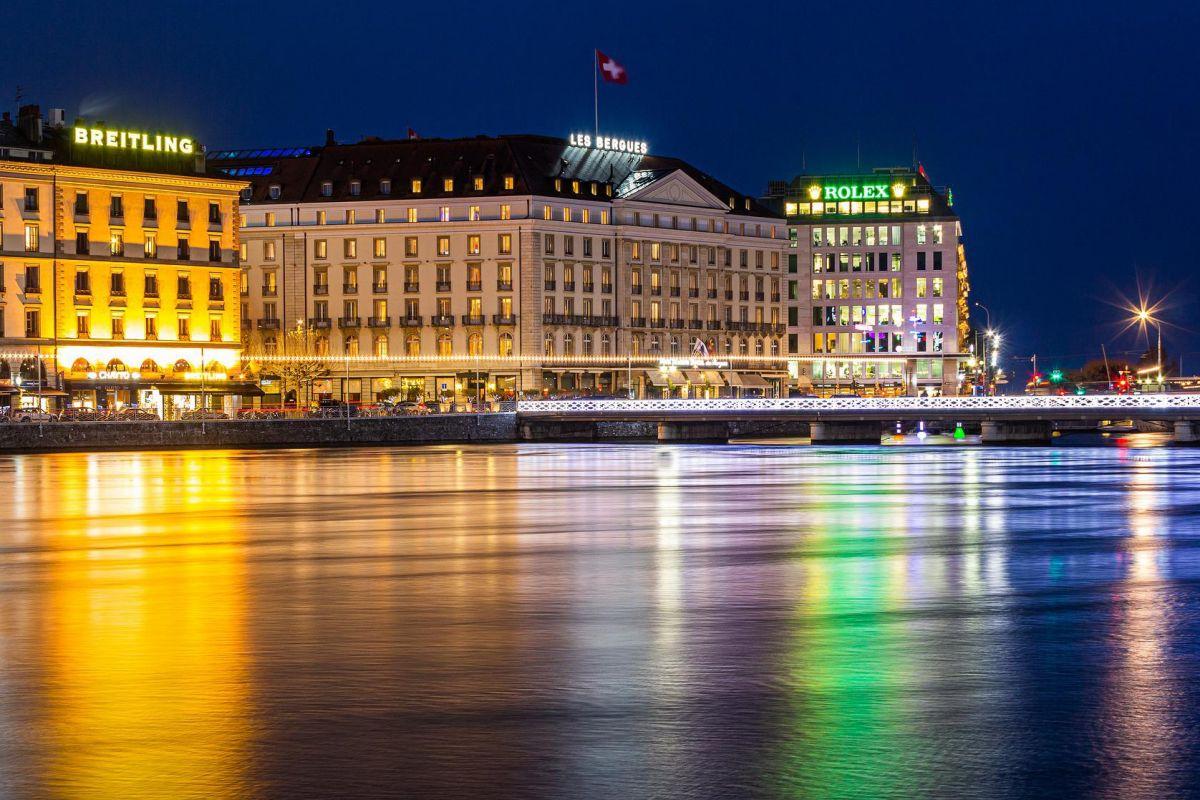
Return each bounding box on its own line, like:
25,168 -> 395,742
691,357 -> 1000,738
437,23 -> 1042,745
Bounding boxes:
313,284 -> 329,296
497,280 -> 513,291
650,319 -> 666,329
403,281 -> 419,292
492,314 -> 518,325
631,285 -> 642,295
688,319 -> 703,329
688,288 -> 699,298
707,289 -> 718,299
431,314 -> 455,327
367,316 -> 391,328
770,294 -> 781,303
309,318 -> 332,329
436,281 -> 452,292
343,284 -> 358,294
544,281 -> 557,291
706,321 -> 722,331
580,315 -> 619,327
262,287 -> 278,297
461,314 -> 486,326
563,282 -> 576,292
668,320 -> 685,329
629,317 -> 646,327
669,287 -> 680,297
257,318 -> 281,330
542,313 -> 567,325
755,292 -> 765,301
740,291 -> 750,301
650,286 -> 662,296
401,315 -> 423,327
373,283 -> 388,294
466,281 -> 482,292
601,283 -> 613,293
724,291 -> 734,300
582,283 -> 594,293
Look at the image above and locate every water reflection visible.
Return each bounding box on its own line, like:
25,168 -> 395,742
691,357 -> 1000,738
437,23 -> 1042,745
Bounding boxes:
1,444 -> 1199,798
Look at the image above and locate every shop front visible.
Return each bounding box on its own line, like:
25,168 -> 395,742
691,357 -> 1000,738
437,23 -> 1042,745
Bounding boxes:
62,358 -> 260,418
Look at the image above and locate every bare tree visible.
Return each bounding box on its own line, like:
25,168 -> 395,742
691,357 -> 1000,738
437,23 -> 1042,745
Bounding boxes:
243,325 -> 328,407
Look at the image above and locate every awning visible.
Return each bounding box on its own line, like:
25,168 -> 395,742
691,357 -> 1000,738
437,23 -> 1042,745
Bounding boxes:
739,373 -> 771,389
644,369 -> 671,387
723,372 -> 745,388
701,370 -> 725,387
682,370 -> 705,383
16,388 -> 68,397
151,381 -> 264,396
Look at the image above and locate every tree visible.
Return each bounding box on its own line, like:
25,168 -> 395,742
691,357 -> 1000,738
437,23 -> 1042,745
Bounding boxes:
244,325 -> 328,407
1071,358 -> 1131,385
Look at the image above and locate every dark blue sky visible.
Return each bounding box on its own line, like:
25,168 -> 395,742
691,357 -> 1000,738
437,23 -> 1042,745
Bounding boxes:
12,1 -> 1200,375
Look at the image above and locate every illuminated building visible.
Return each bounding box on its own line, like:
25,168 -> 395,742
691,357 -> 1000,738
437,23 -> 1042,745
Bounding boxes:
0,104 -> 250,415
764,167 -> 971,396
216,132 -> 788,402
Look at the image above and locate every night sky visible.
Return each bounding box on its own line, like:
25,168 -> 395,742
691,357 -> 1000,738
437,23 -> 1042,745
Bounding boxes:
11,2 -> 1200,377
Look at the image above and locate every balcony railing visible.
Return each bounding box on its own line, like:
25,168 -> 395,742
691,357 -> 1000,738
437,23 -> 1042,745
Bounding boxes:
257,318 -> 281,330
582,283 -> 594,293
688,319 -> 703,329
668,320 -> 685,329
650,286 -> 662,296
755,292 -> 765,301
706,321 -> 722,330
436,281 -> 452,292
401,315 -> 423,327
338,317 -> 361,328
650,319 -> 666,328
373,283 -> 388,293
313,285 -> 329,295
740,291 -> 750,301
404,281 -> 420,292
563,282 -> 576,292
492,314 -> 518,325
669,287 -> 680,297
601,283 -> 613,293
367,316 -> 391,328
461,314 -> 486,326
466,281 -> 482,292
542,313 -> 567,325
688,288 -> 699,298
707,289 -> 718,299
724,291 -> 734,300
629,317 -> 646,327
309,318 -> 332,329
544,281 -> 557,291
631,285 -> 642,295
343,284 -> 358,293
430,314 -> 455,327
261,287 -> 277,297
497,281 -> 513,291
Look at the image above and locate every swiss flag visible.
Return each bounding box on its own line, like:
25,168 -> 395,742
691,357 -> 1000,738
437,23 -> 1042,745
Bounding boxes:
597,51 -> 628,84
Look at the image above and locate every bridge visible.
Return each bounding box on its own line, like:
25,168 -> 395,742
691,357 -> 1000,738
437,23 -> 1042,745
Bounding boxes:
516,395 -> 1200,444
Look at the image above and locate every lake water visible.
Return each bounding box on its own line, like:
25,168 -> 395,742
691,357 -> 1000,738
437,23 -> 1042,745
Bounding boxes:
1,440 -> 1198,799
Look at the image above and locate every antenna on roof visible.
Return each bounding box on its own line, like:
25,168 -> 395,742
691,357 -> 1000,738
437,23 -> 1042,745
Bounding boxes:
912,135 -> 918,169
14,85 -> 23,105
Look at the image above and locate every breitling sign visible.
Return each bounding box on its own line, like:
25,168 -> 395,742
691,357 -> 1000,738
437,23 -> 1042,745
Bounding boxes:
73,125 -> 195,155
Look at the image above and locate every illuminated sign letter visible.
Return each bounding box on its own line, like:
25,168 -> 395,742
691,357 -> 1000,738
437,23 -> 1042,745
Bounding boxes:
74,127 -> 88,144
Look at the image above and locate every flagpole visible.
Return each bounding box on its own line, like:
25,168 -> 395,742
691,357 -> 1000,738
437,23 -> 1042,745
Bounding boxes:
593,49 -> 599,139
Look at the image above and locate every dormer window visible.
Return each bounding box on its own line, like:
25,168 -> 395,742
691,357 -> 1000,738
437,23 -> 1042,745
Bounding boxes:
728,197 -> 735,209
411,178 -> 422,193
503,175 -> 514,190
571,180 -> 580,193
321,181 -> 333,197
442,177 -> 454,192
349,180 -> 361,196
744,198 -> 751,210
554,178 -> 562,191
473,176 -> 484,191
268,184 -> 281,200
590,182 -> 598,196
379,179 -> 392,195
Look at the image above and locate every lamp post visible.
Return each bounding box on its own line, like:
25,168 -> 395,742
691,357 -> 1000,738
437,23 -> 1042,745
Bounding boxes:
973,302 -> 992,394
1136,308 -> 1163,389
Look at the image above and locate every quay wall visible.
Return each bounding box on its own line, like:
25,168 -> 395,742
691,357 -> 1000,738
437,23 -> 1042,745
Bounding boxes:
0,414 -> 520,453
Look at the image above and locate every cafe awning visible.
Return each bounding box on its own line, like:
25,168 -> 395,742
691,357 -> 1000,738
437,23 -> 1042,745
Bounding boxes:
644,370 -> 671,386
701,370 -> 725,387
739,373 -> 771,389
682,370 -> 706,384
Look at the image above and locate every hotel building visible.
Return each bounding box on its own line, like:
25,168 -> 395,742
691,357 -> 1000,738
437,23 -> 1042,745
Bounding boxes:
0,105 -> 249,415
218,132 -> 788,403
763,167 -> 970,395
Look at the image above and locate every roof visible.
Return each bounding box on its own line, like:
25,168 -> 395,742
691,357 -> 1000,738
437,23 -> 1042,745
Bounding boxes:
761,166 -> 957,220
0,115 -> 52,159
208,133 -> 780,217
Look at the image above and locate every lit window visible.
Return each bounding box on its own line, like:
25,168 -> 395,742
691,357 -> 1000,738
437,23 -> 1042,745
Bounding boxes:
582,208 -> 590,224
543,205 -> 551,220
563,207 -> 572,223
266,212 -> 275,227
109,230 -> 123,256
24,224 -> 38,252
412,178 -> 422,193
469,205 -> 480,221
503,175 -> 514,190
600,210 -> 609,225
473,176 -> 484,191
374,238 -> 386,258
439,206 -> 450,222
443,178 -> 454,192
375,209 -> 385,224
407,207 -> 417,223
468,235 -> 481,255
498,233 -> 512,255
317,210 -> 327,225
500,204 -> 511,221
437,236 -> 450,256
145,233 -> 157,258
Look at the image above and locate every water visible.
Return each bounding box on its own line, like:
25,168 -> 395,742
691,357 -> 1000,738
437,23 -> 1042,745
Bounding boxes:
1,440 -> 1199,799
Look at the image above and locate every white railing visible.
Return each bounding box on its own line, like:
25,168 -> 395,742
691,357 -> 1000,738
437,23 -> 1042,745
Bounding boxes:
518,394 -> 1200,416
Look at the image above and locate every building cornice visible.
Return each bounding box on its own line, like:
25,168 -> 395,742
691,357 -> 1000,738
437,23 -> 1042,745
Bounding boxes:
0,159 -> 247,193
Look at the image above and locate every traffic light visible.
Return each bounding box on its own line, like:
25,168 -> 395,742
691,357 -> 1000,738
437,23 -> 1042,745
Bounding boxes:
1049,369 -> 1064,384
1075,386 -> 1086,395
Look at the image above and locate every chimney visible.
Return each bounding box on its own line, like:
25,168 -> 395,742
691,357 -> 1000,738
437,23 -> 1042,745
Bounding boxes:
325,128 -> 336,146
18,104 -> 42,143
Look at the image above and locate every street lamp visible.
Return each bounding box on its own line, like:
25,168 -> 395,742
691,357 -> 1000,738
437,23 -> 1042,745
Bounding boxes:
1134,307 -> 1163,387
974,302 -> 993,394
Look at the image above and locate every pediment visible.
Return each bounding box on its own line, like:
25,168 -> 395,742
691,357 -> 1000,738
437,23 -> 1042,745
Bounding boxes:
624,170 -> 729,210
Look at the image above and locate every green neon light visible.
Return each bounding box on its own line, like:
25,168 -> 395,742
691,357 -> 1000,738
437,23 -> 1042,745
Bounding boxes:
822,184 -> 891,201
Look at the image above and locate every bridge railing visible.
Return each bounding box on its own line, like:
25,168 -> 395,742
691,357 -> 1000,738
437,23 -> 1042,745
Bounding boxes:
517,394 -> 1200,416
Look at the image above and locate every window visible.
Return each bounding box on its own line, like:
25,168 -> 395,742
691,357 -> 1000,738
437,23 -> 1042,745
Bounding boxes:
145,232 -> 157,258
933,252 -> 943,270
602,239 -> 610,258
405,334 -> 420,356
405,237 -> 418,257
503,175 -> 514,190
564,237 -> 574,256
545,235 -> 555,255
74,191 -> 88,215
443,178 -> 454,192
76,312 -> 90,338
411,178 -> 422,194
75,268 -> 90,294
344,239 -> 357,259
208,202 -> 221,225
543,205 -> 552,221
316,210 -> 327,225
468,234 -> 481,255
437,334 -> 452,357
374,335 -> 389,357
499,332 -> 513,357
500,204 -> 511,221
380,179 -> 392,195
437,236 -> 450,256
268,184 -> 282,200
209,274 -> 223,300
209,240 -> 221,261
473,176 -> 484,191
374,238 -> 386,258
177,199 -> 189,224
144,270 -> 158,297
469,205 -> 480,221
178,238 -> 190,260
498,233 -> 512,255
109,194 -> 123,218
345,209 -> 355,225
75,229 -> 89,254
321,181 -> 333,197
917,225 -> 927,245
315,239 -> 328,259
467,332 -> 483,356
109,230 -> 124,256
349,180 -> 361,197
407,207 -> 418,223
24,309 -> 39,337
266,212 -> 276,227
178,273 -> 192,299
24,224 -> 38,252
